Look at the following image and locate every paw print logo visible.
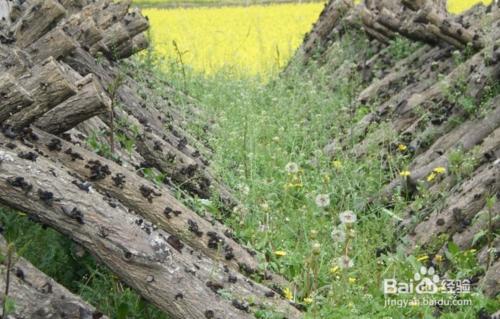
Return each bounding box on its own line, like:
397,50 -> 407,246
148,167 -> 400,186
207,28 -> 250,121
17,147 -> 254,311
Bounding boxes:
414,266 -> 440,294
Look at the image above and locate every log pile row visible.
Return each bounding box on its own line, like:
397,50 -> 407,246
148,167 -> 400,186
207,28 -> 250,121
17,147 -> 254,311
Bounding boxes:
0,0 -> 301,317
297,0 -> 500,298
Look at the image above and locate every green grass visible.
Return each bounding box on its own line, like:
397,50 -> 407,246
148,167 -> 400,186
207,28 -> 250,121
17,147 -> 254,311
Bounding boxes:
1,27 -> 498,319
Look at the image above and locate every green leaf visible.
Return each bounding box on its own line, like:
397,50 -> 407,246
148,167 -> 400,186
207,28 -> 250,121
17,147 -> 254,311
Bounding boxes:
447,241 -> 460,256
472,230 -> 487,246
116,302 -> 130,319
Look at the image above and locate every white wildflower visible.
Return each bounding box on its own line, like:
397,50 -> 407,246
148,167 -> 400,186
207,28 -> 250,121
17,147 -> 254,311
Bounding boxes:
331,227 -> 346,243
285,162 -> 299,174
339,210 -> 357,224
337,255 -> 354,269
315,194 -> 330,208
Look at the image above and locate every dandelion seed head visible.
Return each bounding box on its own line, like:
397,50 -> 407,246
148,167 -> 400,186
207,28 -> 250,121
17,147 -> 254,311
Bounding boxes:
337,255 -> 354,269
315,194 -> 330,208
331,228 -> 346,243
339,210 -> 357,224
285,162 -> 299,174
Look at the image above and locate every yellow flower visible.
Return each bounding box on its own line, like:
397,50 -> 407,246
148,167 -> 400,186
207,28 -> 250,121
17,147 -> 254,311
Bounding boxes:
283,287 -> 293,301
400,170 -> 411,177
323,174 -> 331,183
417,255 -> 429,262
434,255 -> 444,263
330,266 -> 340,274
427,172 -> 437,182
303,297 -> 313,304
332,160 -> 343,169
348,277 -> 357,284
433,167 -> 446,174
274,250 -> 287,257
398,144 -> 408,152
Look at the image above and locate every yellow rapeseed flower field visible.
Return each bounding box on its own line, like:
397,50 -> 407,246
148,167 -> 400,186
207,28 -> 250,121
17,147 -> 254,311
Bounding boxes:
141,0 -> 492,77
143,3 -> 323,77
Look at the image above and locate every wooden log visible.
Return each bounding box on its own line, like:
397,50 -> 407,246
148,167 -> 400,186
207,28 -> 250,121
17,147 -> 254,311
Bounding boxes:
57,0 -> 90,14
299,0 -> 354,59
64,15 -> 103,49
113,32 -> 149,60
0,0 -> 12,24
13,0 -> 67,48
93,10 -> 149,60
25,27 -> 78,63
360,7 -> 395,44
34,74 -> 111,134
4,57 -> 77,129
0,73 -> 33,122
0,45 -> 32,78
415,3 -> 483,49
93,0 -> 132,30
0,235 -> 108,318
64,48 -> 238,207
0,139 -> 302,319
481,260 -> 499,297
22,126 -> 289,288
408,161 -> 500,247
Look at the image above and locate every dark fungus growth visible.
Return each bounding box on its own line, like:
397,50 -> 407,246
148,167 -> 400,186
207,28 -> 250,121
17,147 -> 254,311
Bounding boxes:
231,299 -> 250,312
21,127 -> 38,141
37,189 -> 54,206
153,140 -> 162,151
264,291 -> 275,298
86,160 -> 111,181
224,245 -> 235,261
112,173 -> 126,188
163,207 -> 182,219
204,310 -> 214,319
187,219 -> 203,237
40,282 -> 53,294
18,151 -> 38,161
103,192 -> 118,208
7,177 -> 33,192
97,226 -> 109,238
228,274 -> 237,283
14,267 -> 24,281
206,231 -> 224,249
2,125 -> 18,139
72,180 -> 91,192
92,312 -> 104,319
139,185 -> 162,203
5,142 -> 16,149
238,263 -> 256,276
65,148 -> 84,161
47,138 -> 62,152
167,235 -> 184,253
206,281 -> 223,294
177,137 -> 188,150
62,206 -> 84,224
174,292 -> 184,300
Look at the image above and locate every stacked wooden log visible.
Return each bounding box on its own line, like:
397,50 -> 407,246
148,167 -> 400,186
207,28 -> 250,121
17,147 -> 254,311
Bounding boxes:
0,0 -> 301,317
296,0 -> 500,298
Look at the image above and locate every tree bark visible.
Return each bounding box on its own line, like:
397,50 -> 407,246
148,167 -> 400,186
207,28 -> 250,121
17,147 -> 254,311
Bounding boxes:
0,73 -> 33,123
13,0 -> 67,48
0,138 -> 302,319
4,57 -> 77,130
0,235 -> 108,318
34,74 -> 111,134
